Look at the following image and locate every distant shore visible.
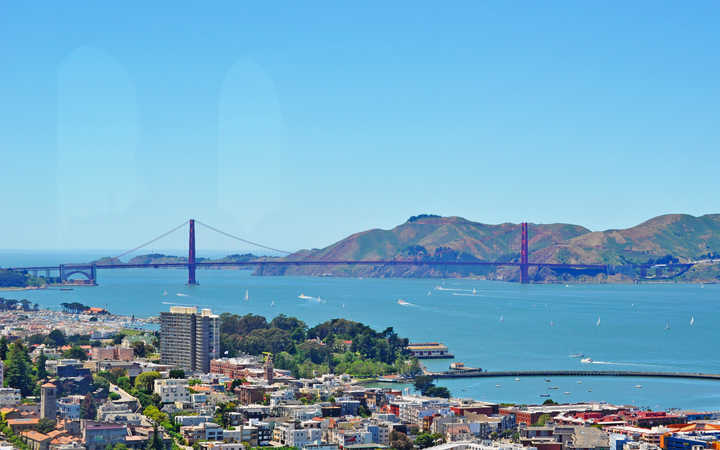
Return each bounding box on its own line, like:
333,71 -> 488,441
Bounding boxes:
0,285 -> 46,291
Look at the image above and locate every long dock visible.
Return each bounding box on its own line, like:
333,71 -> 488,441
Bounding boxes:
426,370 -> 720,380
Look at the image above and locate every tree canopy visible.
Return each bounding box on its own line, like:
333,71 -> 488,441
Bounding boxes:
219,313 -> 412,379
5,342 -> 35,396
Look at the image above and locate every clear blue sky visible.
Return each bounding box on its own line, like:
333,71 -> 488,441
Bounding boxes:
2,2 -> 719,254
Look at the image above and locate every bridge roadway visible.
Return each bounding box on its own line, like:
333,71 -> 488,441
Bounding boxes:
426,369 -> 720,381
10,261 -> 696,272
9,260 -> 610,271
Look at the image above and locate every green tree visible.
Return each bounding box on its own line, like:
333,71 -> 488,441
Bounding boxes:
135,371 -> 161,394
415,433 -> 442,449
132,341 -> 147,358
0,336 -> 7,361
146,425 -> 164,450
92,374 -> 110,392
45,329 -> 66,347
36,351 -> 48,380
35,418 -> 56,434
112,333 -> 126,345
62,345 -> 88,361
214,402 -> 237,428
425,386 -> 451,398
357,404 -> 371,418
5,342 -> 35,396
390,431 -> 413,450
533,413 -> 551,426
413,375 -> 434,393
117,376 -> 132,391
230,378 -> 247,391
80,394 -> 97,420
143,405 -> 168,424
169,369 -> 185,379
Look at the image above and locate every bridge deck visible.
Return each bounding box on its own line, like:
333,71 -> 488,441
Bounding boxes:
8,260 -> 609,271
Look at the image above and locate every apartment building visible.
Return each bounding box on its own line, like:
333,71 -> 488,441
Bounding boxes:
160,306 -> 219,373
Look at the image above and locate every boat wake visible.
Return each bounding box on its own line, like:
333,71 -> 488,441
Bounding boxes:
451,293 -> 483,297
435,286 -> 479,293
298,294 -> 326,303
176,293 -> 189,297
162,301 -> 212,307
397,299 -> 417,307
584,359 -> 657,368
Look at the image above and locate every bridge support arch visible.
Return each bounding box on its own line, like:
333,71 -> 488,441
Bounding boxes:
59,264 -> 97,285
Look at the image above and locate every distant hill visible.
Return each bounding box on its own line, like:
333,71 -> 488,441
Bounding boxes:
90,214 -> 720,283
532,214 -> 720,265
92,253 -> 262,266
263,214 -> 720,283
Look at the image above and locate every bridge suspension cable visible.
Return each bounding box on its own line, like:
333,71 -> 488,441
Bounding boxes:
195,220 -> 292,255
113,220 -> 190,260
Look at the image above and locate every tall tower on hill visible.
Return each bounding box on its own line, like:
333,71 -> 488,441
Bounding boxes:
264,355 -> 274,384
41,382 -> 57,420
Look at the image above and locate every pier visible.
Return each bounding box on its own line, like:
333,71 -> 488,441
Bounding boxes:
425,370 -> 720,381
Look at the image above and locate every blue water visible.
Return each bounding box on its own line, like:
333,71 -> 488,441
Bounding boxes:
2,253 -> 719,410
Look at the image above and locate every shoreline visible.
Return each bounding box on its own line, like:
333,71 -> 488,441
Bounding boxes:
0,285 -> 46,291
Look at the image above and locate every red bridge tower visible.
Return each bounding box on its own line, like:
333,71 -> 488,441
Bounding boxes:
520,222 -> 529,284
188,219 -> 197,285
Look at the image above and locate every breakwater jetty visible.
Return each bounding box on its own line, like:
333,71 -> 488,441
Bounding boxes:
426,370 -> 720,380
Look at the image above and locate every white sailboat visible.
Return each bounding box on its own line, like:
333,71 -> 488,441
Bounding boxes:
271,300 -> 275,307
472,288 -> 477,295
162,290 -> 168,296
244,290 -> 249,301
665,321 -> 670,331
596,317 -> 601,327
690,315 -> 695,326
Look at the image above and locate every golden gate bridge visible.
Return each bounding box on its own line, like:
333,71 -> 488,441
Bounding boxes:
4,219 -> 693,285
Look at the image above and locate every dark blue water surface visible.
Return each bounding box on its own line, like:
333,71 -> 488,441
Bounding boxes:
2,252 -> 718,410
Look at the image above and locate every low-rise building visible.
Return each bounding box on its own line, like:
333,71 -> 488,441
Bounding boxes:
181,422 -> 223,444
222,425 -> 259,446
81,421 -> 128,450
154,378 -> 190,404
273,422 -> 323,447
175,415 -> 215,427
57,395 -> 85,419
210,357 -> 263,379
21,430 -> 52,450
197,443 -> 244,450
405,343 -> 453,359
91,346 -> 134,361
237,386 -> 267,405
0,388 -> 21,407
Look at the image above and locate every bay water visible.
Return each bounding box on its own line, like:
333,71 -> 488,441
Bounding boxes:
2,251 -> 719,410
